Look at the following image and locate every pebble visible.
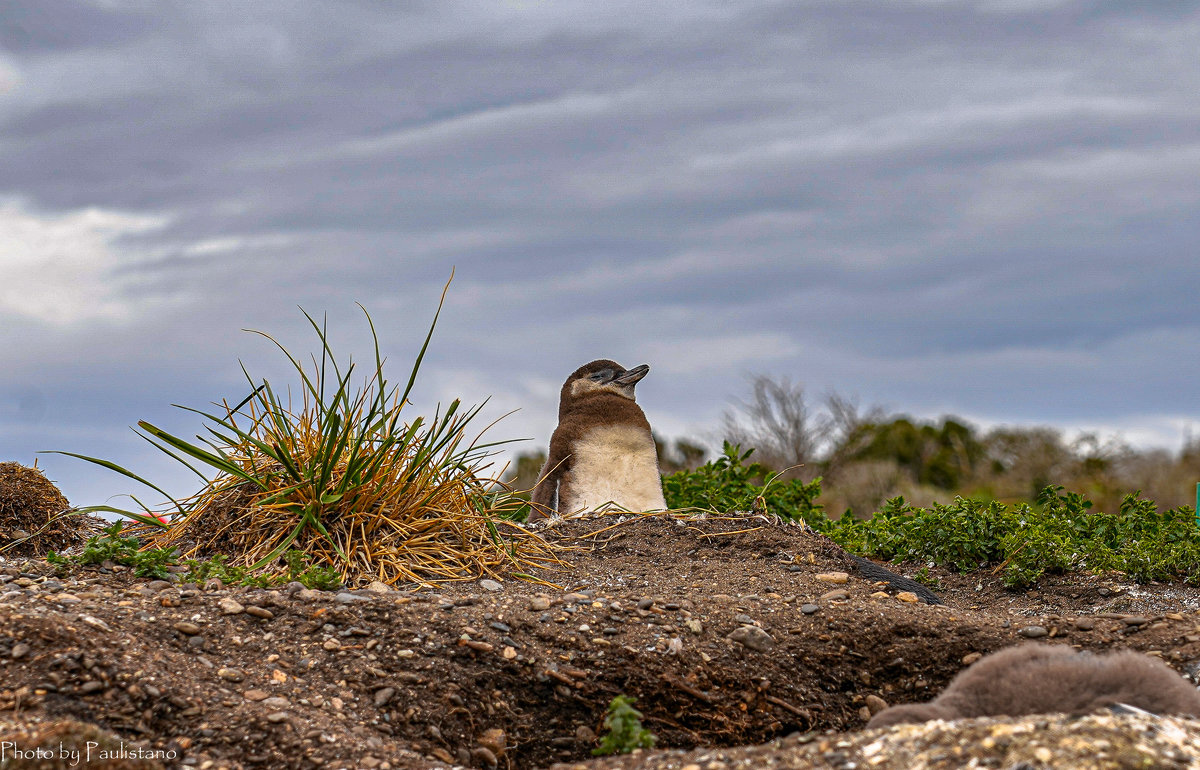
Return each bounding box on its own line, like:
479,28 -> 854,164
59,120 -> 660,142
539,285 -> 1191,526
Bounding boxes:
961,652 -> 983,665
819,589 -> 848,602
365,581 -> 392,593
1074,617 -> 1096,631
896,592 -> 919,603
727,625 -> 775,651
218,668 -> 245,682
11,642 -> 30,659
477,727 -> 506,757
78,680 -> 105,695
685,619 -> 704,634
243,689 -> 269,701
815,572 -> 849,584
1122,615 -> 1149,626
219,598 -> 245,615
479,579 -> 503,592
471,747 -> 498,768
800,604 -> 820,615
529,597 -> 551,611
174,621 -> 202,635
335,592 -> 370,603
734,614 -> 756,625
246,606 -> 275,620
864,694 -> 888,715
1018,625 -> 1048,638
265,711 -> 289,723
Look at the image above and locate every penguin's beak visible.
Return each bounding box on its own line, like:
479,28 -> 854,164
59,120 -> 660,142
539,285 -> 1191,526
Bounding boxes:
612,364 -> 649,386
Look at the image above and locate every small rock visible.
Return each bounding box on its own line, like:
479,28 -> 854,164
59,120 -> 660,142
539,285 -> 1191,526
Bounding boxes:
864,694 -> 888,715
479,579 -> 503,592
1018,625 -> 1048,638
245,605 -> 274,620
685,619 -> 704,634
728,625 -> 775,651
173,621 -> 202,635
800,604 -> 820,615
896,592 -> 919,603
146,580 -> 173,592
243,689 -> 269,701
575,725 -> 596,743
365,581 -> 392,593
218,668 -> 245,682
1074,617 -> 1096,631
1123,615 -> 1149,626
323,639 -> 341,650
335,591 -> 369,603
477,727 -> 506,757
10,642 -> 30,660
962,652 -> 983,665
219,598 -> 245,615
815,572 -> 849,584
529,597 -> 551,611
374,687 -> 396,707
78,680 -> 105,695
265,711 -> 289,723
472,746 -> 498,768
734,614 -> 756,625
819,589 -> 848,602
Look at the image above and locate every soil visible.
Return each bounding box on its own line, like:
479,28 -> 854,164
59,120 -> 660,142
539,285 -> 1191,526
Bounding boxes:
4,512 -> 1200,770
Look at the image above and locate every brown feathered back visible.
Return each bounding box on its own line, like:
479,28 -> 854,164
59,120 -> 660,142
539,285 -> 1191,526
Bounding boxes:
868,644 -> 1200,730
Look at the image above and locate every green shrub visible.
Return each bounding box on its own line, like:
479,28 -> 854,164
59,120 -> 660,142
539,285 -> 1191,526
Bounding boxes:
593,695 -> 656,756
662,442 -> 822,524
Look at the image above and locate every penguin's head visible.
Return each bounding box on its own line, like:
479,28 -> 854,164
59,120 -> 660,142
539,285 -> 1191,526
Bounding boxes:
562,359 -> 650,406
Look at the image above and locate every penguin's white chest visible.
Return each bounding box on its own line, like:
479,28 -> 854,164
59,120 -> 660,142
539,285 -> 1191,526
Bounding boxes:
562,424 -> 667,514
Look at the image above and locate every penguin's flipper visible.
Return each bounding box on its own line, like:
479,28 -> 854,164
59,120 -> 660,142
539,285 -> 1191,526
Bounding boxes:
848,555 -> 944,605
530,431 -> 571,519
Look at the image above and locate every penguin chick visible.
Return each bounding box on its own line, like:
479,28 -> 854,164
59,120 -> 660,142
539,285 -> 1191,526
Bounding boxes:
867,644 -> 1200,730
529,359 -> 667,519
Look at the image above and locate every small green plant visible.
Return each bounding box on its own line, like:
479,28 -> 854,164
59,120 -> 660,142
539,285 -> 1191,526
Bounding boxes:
48,522 -> 179,580
911,566 -> 941,589
282,549 -> 343,590
183,554 -> 269,587
592,695 -> 656,756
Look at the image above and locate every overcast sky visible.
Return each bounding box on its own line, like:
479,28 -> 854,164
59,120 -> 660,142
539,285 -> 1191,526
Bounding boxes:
2,1 -> 1198,509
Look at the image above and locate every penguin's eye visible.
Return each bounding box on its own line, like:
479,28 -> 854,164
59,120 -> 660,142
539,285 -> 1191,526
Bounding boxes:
588,369 -> 613,382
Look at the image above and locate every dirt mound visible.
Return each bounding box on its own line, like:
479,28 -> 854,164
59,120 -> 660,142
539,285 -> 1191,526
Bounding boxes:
1,513 -> 1200,768
0,462 -> 101,558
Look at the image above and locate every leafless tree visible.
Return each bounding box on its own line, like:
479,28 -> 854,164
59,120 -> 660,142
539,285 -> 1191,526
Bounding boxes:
721,374 -> 884,481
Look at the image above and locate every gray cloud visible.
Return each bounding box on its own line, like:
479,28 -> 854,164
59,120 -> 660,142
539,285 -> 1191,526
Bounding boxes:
2,0 -> 1199,505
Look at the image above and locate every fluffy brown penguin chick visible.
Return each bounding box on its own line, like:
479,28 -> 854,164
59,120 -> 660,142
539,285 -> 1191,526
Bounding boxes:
529,359 -> 667,520
868,644 -> 1200,730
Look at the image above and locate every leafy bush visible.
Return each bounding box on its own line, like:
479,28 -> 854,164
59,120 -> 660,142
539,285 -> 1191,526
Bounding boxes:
593,695 -> 656,756
821,486 -> 1200,589
662,442 -> 822,524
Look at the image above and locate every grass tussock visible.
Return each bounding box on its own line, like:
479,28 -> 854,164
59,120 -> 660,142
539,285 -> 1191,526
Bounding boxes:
51,273 -> 565,586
